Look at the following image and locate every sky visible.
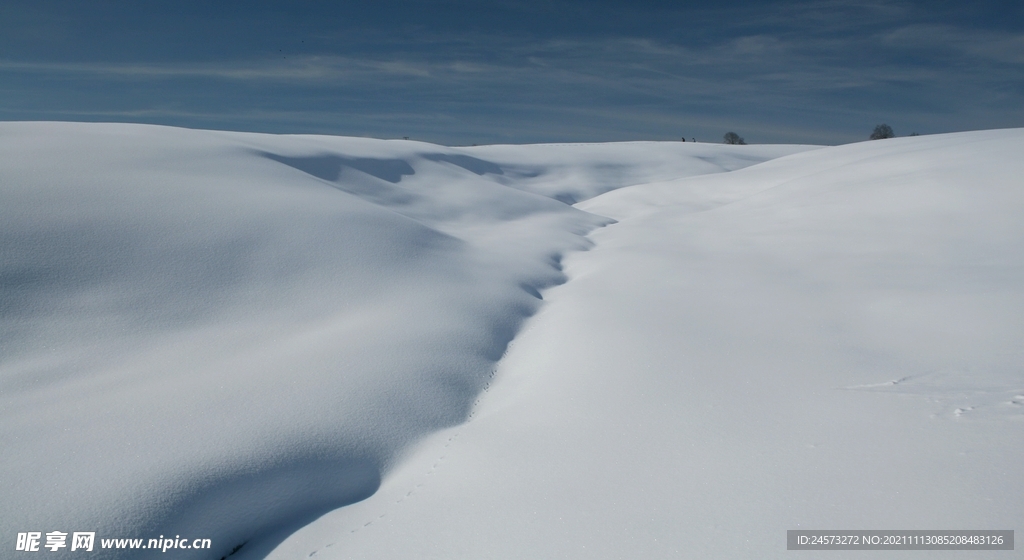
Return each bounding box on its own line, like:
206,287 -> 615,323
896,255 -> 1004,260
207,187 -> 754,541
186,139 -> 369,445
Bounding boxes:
1,0 -> 1022,145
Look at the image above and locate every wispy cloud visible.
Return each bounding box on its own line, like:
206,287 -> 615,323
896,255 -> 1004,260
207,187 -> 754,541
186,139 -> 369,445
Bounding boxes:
0,56 -> 434,81
881,24 -> 1024,64
2,17 -> 1019,94
2,0 -> 1022,144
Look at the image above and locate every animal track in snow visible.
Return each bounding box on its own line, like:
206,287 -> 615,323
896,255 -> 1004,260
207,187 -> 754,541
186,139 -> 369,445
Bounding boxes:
324,363 -> 501,553
840,376 -> 913,390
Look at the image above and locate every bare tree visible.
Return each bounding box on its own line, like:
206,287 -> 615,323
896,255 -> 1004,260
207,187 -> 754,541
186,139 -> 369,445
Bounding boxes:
723,132 -> 746,145
870,124 -> 895,140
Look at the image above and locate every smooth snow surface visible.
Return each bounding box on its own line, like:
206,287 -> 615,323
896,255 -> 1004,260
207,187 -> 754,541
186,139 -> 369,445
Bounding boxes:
267,129 -> 1024,560
0,122 -> 806,559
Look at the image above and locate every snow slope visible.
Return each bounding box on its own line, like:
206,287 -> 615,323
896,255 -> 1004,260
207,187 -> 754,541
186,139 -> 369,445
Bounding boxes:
267,129 -> 1024,559
0,122 -> 805,559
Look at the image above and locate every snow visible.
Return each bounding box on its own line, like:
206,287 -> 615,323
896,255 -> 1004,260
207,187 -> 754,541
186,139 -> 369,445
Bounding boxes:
267,129 -> 1024,559
3,122 -> 1021,559
0,122 -> 806,558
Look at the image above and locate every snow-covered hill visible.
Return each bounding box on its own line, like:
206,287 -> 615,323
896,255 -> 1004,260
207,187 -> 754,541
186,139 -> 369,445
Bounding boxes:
268,128 -> 1024,560
3,123 -> 1022,559
0,122 -> 810,559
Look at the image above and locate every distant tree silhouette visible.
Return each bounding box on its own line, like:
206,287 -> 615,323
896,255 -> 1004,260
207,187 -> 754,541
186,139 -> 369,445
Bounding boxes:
723,132 -> 746,145
870,124 -> 895,140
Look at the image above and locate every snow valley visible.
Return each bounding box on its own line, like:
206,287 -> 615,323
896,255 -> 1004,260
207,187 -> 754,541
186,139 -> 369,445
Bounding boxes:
1,123 -> 1021,559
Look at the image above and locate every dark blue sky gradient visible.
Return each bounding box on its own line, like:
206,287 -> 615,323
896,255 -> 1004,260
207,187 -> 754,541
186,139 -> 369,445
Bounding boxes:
1,0 -> 1022,144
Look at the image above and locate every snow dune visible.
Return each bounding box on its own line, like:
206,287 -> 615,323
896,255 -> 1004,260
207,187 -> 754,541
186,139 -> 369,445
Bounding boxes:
0,122 -> 803,559
268,129 -> 1024,560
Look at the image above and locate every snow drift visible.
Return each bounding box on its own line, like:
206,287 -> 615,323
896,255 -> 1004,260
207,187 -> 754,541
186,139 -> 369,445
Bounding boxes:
0,122 -> 803,558
6,122 -> 1021,560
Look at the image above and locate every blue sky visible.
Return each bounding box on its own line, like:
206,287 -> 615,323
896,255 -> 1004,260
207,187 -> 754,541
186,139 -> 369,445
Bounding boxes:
1,0 -> 1022,145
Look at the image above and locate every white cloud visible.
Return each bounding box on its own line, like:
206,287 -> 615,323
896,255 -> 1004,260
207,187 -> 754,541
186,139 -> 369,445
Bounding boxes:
882,24 -> 1024,65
